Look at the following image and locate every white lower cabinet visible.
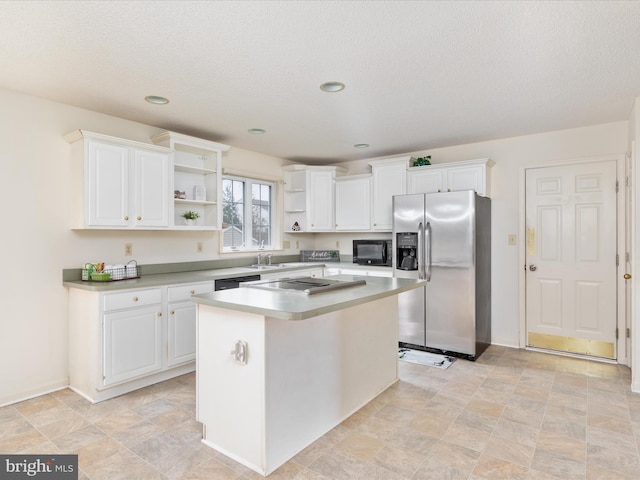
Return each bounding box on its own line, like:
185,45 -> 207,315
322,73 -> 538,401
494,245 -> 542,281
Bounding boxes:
68,282 -> 212,402
167,283 -> 213,366
103,305 -> 163,386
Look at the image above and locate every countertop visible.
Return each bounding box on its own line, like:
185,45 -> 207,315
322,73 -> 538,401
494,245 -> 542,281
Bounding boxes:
63,262 -> 394,292
191,274 -> 426,321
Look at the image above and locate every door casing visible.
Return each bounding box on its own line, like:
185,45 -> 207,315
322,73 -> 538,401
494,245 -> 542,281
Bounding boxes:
518,154 -> 628,365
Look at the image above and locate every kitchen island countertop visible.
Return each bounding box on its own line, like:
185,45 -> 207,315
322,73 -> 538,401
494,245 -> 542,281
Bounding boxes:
191,274 -> 426,320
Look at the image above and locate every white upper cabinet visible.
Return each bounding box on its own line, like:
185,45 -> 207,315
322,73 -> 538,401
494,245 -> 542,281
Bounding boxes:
335,174 -> 372,231
407,158 -> 494,197
369,157 -> 411,231
66,130 -> 172,229
283,165 -> 346,232
151,131 -> 230,230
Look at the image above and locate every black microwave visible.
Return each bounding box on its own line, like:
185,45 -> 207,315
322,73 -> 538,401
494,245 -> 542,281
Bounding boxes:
353,239 -> 392,266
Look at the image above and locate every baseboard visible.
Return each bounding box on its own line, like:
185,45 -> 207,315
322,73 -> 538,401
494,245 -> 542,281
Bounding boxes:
0,379 -> 69,408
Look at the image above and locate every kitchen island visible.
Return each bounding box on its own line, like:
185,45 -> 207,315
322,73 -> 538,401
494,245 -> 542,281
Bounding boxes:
192,275 -> 425,476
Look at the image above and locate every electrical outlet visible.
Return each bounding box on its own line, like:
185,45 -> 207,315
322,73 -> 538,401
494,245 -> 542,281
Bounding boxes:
124,243 -> 133,256
508,234 -> 517,246
336,240 -> 340,249
295,241 -> 299,249
197,242 -> 203,253
283,240 -> 291,249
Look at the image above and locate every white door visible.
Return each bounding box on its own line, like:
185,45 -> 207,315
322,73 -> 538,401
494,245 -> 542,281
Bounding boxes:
525,161 -> 618,359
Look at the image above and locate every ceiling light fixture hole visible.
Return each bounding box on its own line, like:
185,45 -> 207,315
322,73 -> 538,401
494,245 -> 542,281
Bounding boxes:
320,81 -> 345,92
145,95 -> 169,105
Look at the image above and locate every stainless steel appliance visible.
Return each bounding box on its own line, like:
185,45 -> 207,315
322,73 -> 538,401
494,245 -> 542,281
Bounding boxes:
352,239 -> 392,266
242,277 -> 366,295
393,191 -> 491,360
214,275 -> 261,291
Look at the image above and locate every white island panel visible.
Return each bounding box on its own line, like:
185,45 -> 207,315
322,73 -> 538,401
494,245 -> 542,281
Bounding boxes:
196,295 -> 398,476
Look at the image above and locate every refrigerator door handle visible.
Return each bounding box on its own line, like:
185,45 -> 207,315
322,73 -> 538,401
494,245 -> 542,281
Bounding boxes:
417,222 -> 425,280
425,222 -> 432,282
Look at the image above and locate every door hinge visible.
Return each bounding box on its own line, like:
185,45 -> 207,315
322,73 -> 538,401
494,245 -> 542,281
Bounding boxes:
616,327 -> 619,339
616,180 -> 619,193
627,252 -> 631,263
626,176 -> 631,188
627,328 -> 631,338
616,254 -> 619,266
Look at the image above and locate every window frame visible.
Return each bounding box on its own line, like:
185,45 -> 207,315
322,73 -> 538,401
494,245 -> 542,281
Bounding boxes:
221,174 -> 276,252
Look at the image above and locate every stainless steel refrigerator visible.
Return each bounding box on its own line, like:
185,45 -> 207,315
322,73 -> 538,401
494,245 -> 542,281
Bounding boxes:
393,191 -> 491,360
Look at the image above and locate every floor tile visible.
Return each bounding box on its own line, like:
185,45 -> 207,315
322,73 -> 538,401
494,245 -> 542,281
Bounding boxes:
1,348 -> 639,479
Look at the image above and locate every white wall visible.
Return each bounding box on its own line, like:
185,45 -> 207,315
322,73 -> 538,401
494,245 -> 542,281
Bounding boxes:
0,89 -> 292,405
337,122 -> 628,348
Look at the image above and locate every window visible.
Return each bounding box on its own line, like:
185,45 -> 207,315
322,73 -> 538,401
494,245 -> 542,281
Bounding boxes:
222,175 -> 273,250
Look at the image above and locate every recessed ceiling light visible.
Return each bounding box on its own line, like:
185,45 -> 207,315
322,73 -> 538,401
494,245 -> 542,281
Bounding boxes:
145,95 -> 169,105
354,144 -> 370,149
320,81 -> 345,92
248,128 -> 266,134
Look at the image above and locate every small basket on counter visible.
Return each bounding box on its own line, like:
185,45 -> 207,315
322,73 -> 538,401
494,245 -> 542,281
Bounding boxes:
82,260 -> 140,282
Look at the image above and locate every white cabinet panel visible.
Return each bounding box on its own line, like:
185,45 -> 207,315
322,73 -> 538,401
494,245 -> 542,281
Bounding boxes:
407,158 -> 493,197
308,170 -> 335,231
407,168 -> 444,194
66,130 -> 173,229
335,174 -> 371,231
87,141 -> 129,227
283,165 -> 346,232
168,301 -> 197,366
134,149 -> 170,227
103,305 -> 163,386
369,157 -> 410,231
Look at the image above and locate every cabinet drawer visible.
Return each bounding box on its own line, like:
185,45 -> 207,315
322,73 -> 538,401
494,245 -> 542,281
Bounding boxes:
103,288 -> 162,311
168,283 -> 214,302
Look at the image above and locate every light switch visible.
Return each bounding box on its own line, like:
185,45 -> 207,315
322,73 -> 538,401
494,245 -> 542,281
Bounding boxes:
508,234 -> 517,246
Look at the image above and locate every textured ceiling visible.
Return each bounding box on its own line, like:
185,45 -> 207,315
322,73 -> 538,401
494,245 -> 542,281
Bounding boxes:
1,1 -> 640,163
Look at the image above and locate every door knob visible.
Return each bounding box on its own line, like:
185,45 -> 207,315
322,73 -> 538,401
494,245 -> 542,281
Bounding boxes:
624,273 -> 632,279
529,265 -> 537,271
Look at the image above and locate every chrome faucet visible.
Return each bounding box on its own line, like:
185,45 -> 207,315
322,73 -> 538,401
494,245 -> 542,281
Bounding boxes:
257,253 -> 272,266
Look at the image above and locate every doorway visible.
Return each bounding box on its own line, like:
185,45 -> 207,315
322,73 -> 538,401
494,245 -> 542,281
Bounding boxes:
524,159 -> 619,359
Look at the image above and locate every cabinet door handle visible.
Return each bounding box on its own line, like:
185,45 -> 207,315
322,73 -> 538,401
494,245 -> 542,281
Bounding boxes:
133,296 -> 139,302
437,189 -> 441,193
157,312 -> 162,317
137,216 -> 142,221
170,310 -> 175,315
190,290 -> 195,294
124,216 -> 129,220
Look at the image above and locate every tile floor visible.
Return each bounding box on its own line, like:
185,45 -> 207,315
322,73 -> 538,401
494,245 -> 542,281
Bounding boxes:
2,345 -> 640,479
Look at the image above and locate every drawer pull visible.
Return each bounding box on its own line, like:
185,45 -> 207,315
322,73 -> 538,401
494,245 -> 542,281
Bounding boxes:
137,216 -> 142,221
157,312 -> 162,317
190,290 -> 195,295
170,310 -> 175,315
133,297 -> 139,302
124,216 -> 129,220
